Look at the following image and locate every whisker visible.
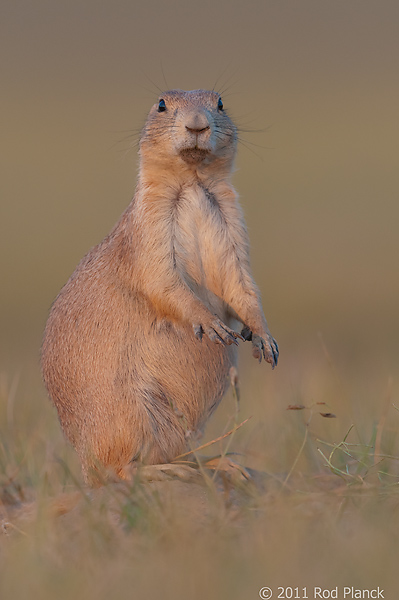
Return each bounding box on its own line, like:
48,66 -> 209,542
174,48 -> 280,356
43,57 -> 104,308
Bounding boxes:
139,69 -> 163,95
138,84 -> 162,98
236,139 -> 264,161
217,68 -> 241,97
212,61 -> 235,93
237,136 -> 273,151
160,60 -> 169,90
237,125 -> 273,134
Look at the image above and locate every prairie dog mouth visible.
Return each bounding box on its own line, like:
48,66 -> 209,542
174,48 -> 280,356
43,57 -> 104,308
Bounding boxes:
179,148 -> 210,164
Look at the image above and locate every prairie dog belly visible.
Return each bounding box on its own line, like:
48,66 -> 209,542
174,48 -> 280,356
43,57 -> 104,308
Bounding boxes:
174,183 -> 231,318
132,316 -> 237,430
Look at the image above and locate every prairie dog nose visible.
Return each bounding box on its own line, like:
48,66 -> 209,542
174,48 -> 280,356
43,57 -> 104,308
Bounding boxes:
185,111 -> 210,134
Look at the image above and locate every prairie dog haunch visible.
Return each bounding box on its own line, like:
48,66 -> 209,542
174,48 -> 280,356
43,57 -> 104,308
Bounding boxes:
41,89 -> 279,483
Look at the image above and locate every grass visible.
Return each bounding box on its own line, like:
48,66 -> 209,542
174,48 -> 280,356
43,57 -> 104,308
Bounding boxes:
1,345 -> 399,600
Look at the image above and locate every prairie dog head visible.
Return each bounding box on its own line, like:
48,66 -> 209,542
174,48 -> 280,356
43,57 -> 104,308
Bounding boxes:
140,89 -> 237,173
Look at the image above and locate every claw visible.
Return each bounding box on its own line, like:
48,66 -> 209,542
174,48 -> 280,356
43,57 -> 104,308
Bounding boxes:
252,345 -> 262,363
194,324 -> 203,341
218,330 -> 238,346
272,340 -> 279,367
273,349 -> 279,367
264,346 -> 277,369
207,328 -> 226,346
226,333 -> 240,346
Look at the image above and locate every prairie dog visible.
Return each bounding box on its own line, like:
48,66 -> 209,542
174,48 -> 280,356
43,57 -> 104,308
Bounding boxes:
41,89 -> 279,484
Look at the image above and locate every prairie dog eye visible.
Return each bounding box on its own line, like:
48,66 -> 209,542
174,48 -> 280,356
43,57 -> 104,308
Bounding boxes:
158,99 -> 166,112
217,97 -> 224,111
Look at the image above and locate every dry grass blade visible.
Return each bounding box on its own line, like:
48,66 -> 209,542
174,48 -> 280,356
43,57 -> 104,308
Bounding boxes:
374,378 -> 393,465
280,419 -> 310,490
172,416 -> 252,461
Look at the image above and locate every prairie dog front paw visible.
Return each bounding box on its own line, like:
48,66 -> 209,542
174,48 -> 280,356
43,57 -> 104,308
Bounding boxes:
249,331 -> 279,368
193,318 -> 243,347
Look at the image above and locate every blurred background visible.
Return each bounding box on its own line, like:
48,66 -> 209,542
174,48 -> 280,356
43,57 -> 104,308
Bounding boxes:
1,2 -> 399,597
1,0 -> 398,442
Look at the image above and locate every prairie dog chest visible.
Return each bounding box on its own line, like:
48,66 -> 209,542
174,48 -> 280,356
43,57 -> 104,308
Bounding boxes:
174,183 -> 238,294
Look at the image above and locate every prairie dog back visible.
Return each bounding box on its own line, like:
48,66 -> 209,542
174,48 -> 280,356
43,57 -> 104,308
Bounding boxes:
41,89 -> 279,484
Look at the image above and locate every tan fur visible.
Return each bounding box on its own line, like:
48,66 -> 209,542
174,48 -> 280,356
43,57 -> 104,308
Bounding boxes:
41,89 -> 279,484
